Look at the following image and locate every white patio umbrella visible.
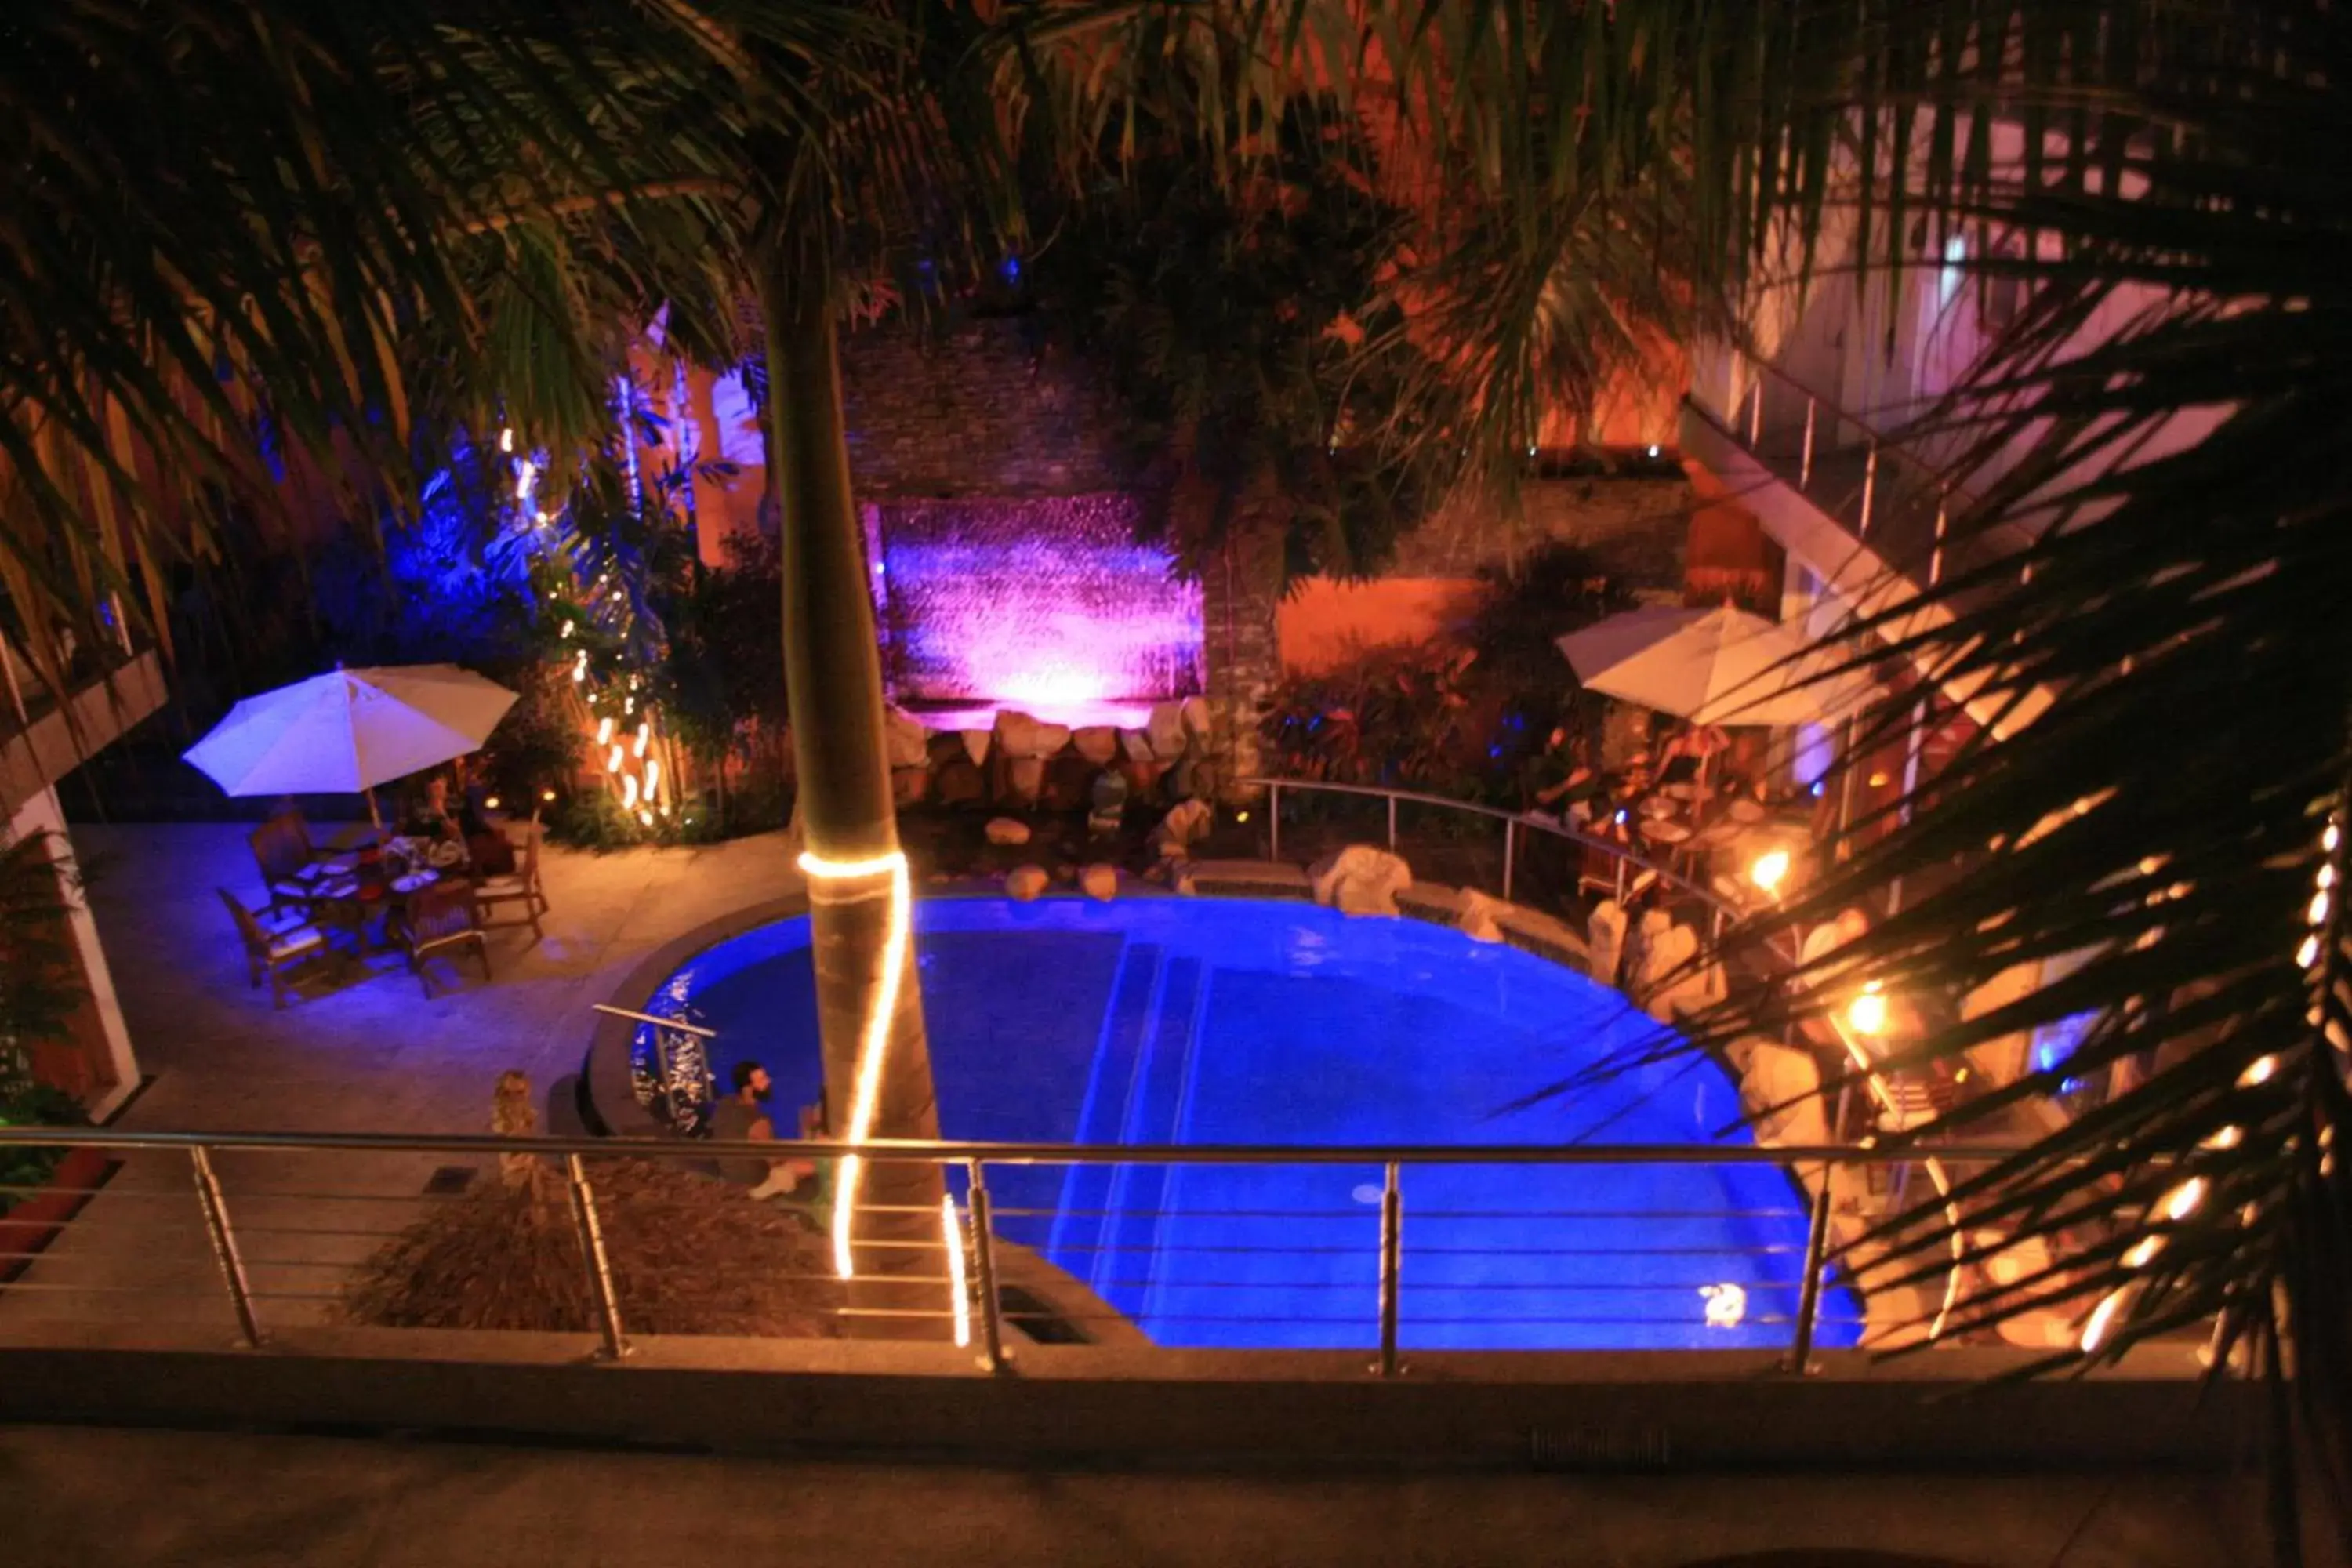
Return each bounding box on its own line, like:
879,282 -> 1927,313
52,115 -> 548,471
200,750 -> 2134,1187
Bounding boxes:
183,663 -> 519,828
1555,603 -> 1867,727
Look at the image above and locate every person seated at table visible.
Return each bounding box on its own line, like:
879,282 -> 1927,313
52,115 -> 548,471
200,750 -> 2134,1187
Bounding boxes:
710,1060 -> 821,1200
1663,721 -> 1732,775
1522,728 -> 1599,819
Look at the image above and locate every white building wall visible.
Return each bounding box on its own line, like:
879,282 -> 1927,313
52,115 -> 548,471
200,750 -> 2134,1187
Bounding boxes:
9,785 -> 140,1120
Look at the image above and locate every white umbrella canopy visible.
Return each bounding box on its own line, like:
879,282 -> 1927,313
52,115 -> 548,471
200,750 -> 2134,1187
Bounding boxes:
183,664 -> 519,822
1556,604 -> 1867,727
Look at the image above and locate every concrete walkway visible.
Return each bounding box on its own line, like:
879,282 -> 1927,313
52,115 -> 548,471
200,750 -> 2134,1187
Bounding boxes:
0,1425 -> 2270,1568
0,824 -> 803,1336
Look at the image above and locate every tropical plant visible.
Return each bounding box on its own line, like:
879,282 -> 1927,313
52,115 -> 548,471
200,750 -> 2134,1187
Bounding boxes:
1025,93 -> 1454,584
0,835 -> 91,1212
1439,5 -> 2352,1556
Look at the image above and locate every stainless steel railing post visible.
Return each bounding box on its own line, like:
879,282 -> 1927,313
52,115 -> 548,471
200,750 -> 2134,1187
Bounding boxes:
1799,397 -> 1817,487
1501,818 -> 1516,903
1385,794 -> 1398,851
564,1152 -> 630,1359
1268,782 -> 1281,861
1860,443 -> 1879,537
188,1145 -> 263,1348
1784,1164 -> 1836,1375
965,1157 -> 1010,1374
1374,1159 -> 1404,1378
1931,500 -> 1948,587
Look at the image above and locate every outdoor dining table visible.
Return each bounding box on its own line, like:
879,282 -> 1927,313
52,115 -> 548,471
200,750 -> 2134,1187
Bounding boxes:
296,840 -> 470,951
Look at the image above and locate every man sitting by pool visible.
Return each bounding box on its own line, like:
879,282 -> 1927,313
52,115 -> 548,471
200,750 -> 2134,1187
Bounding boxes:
710,1061 -> 821,1202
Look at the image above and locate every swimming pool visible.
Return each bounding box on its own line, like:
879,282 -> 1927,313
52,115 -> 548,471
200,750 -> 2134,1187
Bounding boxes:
642,895 -> 1857,1353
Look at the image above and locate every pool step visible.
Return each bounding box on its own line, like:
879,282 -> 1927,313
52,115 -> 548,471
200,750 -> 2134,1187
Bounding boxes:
1092,956 -> 1208,1308
1050,942 -> 1163,1266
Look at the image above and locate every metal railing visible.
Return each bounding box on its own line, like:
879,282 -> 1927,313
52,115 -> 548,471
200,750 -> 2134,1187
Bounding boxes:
1246,775 -> 1768,945
1242,775 -> 1977,1337
1690,347 -> 2033,604
0,1125 -> 2018,1373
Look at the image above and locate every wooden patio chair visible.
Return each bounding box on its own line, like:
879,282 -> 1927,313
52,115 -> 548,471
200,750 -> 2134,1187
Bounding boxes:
474,816 -> 546,940
217,888 -> 330,1008
402,880 -> 491,996
249,811 -> 329,914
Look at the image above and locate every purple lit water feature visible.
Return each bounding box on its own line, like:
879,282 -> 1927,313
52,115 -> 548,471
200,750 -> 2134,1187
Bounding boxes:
867,495 -> 1203,711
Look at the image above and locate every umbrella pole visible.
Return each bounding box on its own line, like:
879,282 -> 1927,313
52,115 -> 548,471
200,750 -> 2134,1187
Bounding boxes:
365,787 -> 384,837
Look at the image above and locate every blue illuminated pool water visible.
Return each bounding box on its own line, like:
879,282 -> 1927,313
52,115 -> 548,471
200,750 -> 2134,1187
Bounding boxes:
654,896 -> 1857,1352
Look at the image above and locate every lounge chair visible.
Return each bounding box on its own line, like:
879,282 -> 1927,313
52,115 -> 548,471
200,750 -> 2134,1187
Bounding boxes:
474,817 -> 546,939
402,880 -> 491,996
218,888 -> 330,1008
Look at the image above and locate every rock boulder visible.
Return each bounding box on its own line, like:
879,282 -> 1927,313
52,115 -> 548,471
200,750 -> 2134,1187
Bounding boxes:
1004,864 -> 1050,902
984,817 -> 1032,846
1308,844 -> 1413,916
883,706 -> 930,770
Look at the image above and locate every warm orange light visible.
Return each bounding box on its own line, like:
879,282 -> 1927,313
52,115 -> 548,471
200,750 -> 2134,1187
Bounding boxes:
1748,848 -> 1791,896
1846,984 -> 1889,1036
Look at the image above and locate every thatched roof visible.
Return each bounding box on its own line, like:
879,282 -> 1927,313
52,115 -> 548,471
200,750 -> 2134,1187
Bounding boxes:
341,1156 -> 844,1338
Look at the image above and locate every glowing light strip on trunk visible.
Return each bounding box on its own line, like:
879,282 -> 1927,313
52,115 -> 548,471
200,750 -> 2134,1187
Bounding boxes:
942,1192 -> 971,1349
797,848 -> 913,1280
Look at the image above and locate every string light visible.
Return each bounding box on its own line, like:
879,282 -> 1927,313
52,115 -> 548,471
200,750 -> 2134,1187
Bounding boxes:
1749,848 -> 1791,896
637,808 -> 654,828
499,428 -> 514,453
622,775 -> 640,810
2123,1236 -> 2165,1269
2160,1177 -> 2208,1222
597,717 -> 615,746
2239,1055 -> 2278,1087
943,1194 -> 972,1349
643,759 -> 661,795
514,459 -> 537,503
634,722 -> 651,759
606,743 -> 625,774
797,848 -> 914,1283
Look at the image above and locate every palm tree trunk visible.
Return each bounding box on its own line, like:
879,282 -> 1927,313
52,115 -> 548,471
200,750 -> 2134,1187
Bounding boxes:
758,240 -> 948,1341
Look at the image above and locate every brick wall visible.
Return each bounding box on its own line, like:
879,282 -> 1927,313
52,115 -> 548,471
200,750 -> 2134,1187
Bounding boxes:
837,318 -> 1137,499
1387,476 -> 1693,590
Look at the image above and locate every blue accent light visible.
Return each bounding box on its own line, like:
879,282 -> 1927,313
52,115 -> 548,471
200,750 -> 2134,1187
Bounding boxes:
1000,254 -> 1022,282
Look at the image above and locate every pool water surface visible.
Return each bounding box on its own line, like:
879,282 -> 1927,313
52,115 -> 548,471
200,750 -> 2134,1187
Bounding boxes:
651,896 -> 1857,1352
